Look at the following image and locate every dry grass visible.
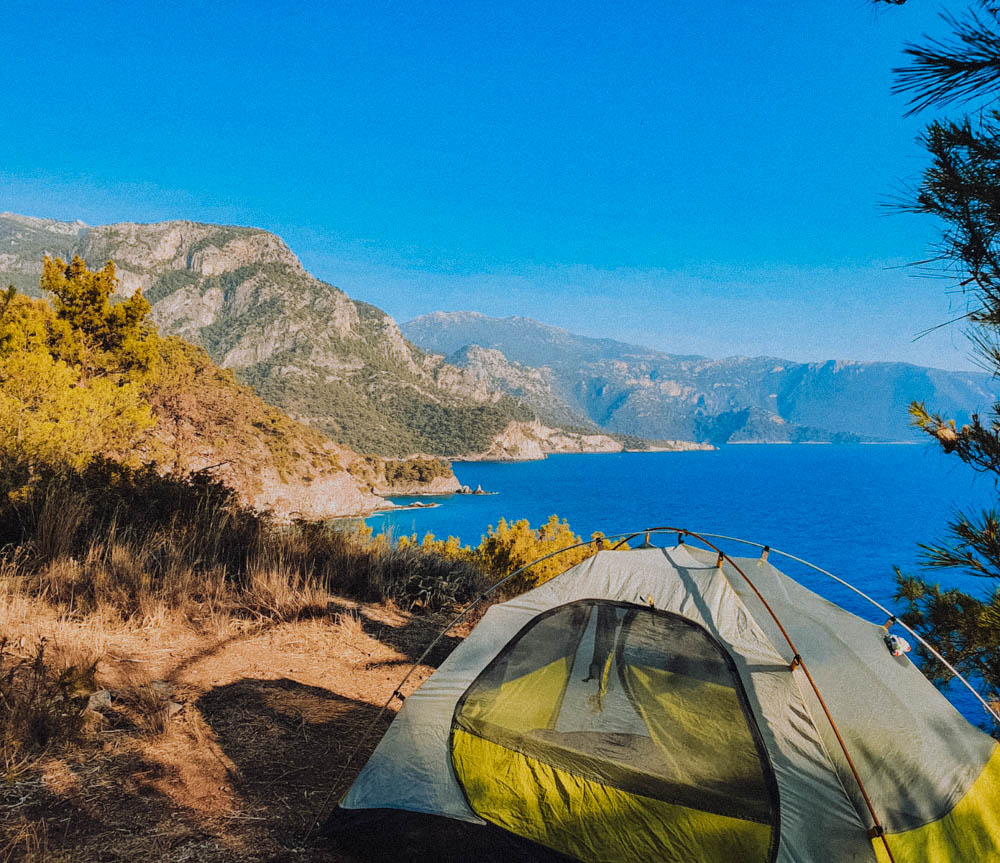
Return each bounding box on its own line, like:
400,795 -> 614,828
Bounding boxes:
0,817 -> 52,863
0,591 -> 449,862
0,639 -> 93,784
0,469 -> 480,861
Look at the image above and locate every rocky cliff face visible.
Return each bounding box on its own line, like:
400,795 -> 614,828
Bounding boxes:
0,212 -> 88,295
0,214 -> 535,458
0,213 -> 718,461
459,420 -> 625,461
443,344 -> 591,430
403,311 -> 998,444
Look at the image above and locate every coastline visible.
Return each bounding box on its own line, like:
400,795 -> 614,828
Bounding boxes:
333,441 -> 928,521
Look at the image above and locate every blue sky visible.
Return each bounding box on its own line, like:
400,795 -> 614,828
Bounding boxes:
0,1 -> 981,369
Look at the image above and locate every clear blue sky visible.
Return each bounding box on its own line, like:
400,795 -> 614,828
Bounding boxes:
0,1 -> 980,369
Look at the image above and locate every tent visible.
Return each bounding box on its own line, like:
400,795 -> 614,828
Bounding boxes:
327,536 -> 1000,863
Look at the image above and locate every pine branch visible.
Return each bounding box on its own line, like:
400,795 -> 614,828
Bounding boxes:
894,7 -> 1000,116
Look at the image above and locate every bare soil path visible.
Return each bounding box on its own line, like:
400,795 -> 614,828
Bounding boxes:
1,600 -> 463,862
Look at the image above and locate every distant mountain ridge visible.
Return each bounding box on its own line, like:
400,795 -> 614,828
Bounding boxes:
402,311 -> 996,444
7,211 -> 985,449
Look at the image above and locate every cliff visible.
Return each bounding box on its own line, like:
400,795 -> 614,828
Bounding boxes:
0,214 -> 533,458
459,420 -> 623,461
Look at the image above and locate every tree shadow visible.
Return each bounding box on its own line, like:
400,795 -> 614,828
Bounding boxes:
325,600 -> 464,668
0,749 -> 238,862
1,606 -> 471,861
1,676 -> 391,862
196,677 -> 392,860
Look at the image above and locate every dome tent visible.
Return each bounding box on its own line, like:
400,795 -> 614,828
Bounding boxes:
325,532 -> 1000,863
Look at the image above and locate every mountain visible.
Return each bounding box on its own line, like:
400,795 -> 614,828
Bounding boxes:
0,212 -> 89,295
402,311 -> 997,444
0,214 -> 536,458
443,344 -> 593,430
140,337 -> 399,519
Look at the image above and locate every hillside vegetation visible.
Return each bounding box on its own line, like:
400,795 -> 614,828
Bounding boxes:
0,214 -> 538,457
0,254 -> 465,518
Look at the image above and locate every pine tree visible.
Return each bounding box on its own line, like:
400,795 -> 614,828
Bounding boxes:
879,1 -> 1000,721
40,255 -> 155,380
0,261 -> 156,485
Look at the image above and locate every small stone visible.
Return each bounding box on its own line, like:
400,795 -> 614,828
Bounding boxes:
87,690 -> 112,710
165,700 -> 184,719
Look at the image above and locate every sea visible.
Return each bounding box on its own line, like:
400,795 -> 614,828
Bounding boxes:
366,444 -> 997,723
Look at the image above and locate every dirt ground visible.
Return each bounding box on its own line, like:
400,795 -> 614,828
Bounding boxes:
0,600 -> 466,862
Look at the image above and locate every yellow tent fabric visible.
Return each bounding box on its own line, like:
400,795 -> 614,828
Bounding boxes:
450,601 -> 777,862
872,744 -> 1000,863
457,656 -> 571,734
624,664 -> 769,814
452,729 -> 772,863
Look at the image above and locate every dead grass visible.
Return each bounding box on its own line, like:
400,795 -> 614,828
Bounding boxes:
4,480 -> 486,620
0,592 -> 451,862
0,469 -> 483,861
0,817 -> 52,863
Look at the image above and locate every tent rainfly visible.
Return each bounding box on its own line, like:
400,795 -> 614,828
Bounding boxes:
325,537 -> 1000,863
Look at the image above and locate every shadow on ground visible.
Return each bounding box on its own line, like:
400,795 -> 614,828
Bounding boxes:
1,748 -> 248,862
326,600 -> 465,669
196,677 -> 391,861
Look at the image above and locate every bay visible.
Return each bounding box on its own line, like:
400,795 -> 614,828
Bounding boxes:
367,444 -> 997,722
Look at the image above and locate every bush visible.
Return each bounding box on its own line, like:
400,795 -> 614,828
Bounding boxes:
0,463 -> 487,620
399,515 -> 610,602
477,515 -> 609,597
382,457 -> 451,485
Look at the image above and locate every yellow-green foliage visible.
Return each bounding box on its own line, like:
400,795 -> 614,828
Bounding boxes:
41,255 -> 155,378
399,515 -> 612,598
478,515 -> 608,591
0,285 -> 154,477
397,532 -> 472,560
1,255 -> 341,495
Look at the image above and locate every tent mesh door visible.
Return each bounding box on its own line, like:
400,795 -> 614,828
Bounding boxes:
451,600 -> 779,863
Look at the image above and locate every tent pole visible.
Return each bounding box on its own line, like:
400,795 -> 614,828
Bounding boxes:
642,527 -> 898,863
303,532 -> 626,841
687,530 -> 1000,726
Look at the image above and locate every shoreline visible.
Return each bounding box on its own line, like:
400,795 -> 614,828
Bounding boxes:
340,441 -> 929,521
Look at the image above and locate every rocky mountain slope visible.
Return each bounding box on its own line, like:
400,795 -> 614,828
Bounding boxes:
164,347 -> 474,517
403,311 -> 997,444
455,419 -> 709,461
143,338 -> 396,519
0,213 -> 535,458
443,344 -> 593,430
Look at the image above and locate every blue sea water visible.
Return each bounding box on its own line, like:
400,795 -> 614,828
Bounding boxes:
367,444 -> 997,722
